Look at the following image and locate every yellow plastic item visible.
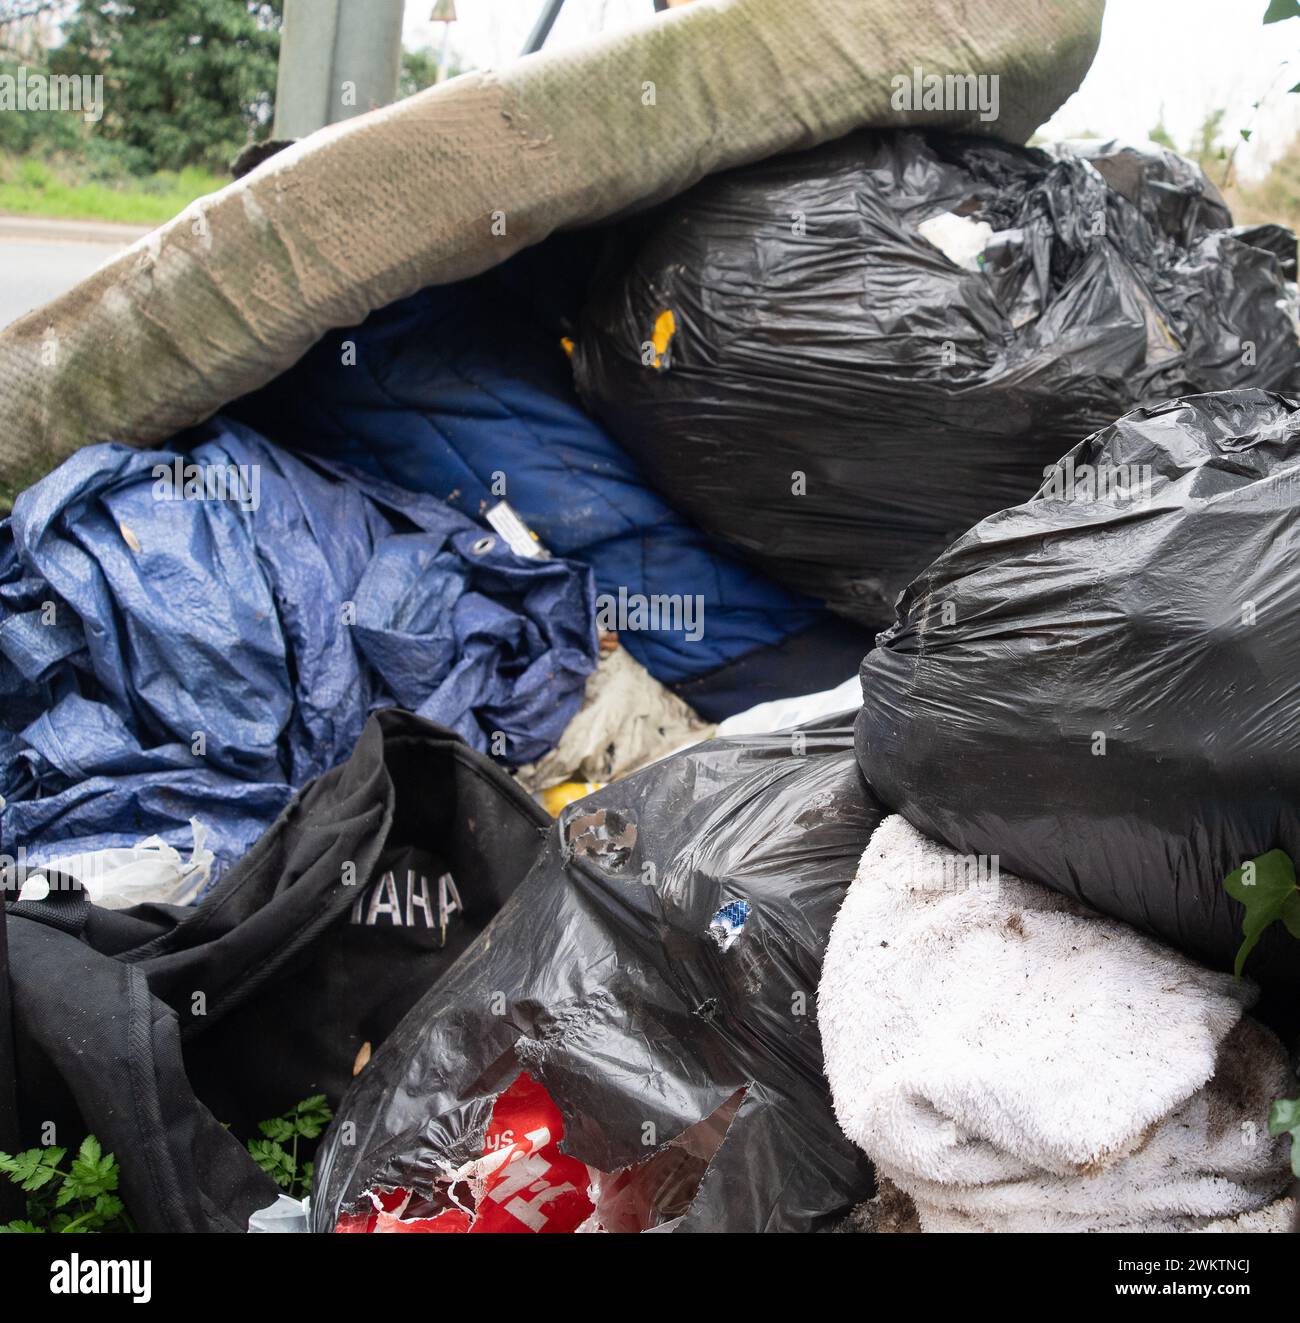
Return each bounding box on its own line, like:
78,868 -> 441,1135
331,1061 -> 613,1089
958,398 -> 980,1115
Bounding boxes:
649,309 -> 676,369
540,781 -> 603,816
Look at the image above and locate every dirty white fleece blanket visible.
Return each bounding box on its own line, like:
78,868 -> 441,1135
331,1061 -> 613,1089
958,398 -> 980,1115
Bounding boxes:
818,815 -> 1293,1233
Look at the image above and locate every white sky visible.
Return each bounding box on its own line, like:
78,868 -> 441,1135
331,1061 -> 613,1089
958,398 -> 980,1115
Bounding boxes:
404,0 -> 653,70
404,0 -> 1300,182
1041,0 -> 1300,181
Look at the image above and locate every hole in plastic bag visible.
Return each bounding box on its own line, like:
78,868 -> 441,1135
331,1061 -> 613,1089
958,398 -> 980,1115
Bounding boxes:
708,899 -> 751,951
563,806 -> 637,872
336,1076 -> 747,1235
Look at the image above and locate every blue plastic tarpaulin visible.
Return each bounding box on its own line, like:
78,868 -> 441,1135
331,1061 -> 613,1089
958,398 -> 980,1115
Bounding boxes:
232,267 -> 831,687
0,422 -> 597,870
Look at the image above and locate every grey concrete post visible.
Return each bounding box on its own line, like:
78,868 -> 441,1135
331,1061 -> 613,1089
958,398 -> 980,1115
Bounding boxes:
273,0 -> 406,139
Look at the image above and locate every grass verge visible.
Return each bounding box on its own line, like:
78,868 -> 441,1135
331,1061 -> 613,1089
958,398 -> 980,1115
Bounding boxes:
0,153 -> 225,227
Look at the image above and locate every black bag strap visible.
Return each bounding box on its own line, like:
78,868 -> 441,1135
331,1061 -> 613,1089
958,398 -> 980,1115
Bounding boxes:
3,870 -> 92,939
1,873 -> 93,1221
8,915 -> 277,1231
0,878 -> 22,1220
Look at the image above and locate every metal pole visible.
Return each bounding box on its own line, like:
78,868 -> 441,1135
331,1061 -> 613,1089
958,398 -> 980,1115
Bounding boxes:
522,0 -> 566,55
274,0 -> 406,140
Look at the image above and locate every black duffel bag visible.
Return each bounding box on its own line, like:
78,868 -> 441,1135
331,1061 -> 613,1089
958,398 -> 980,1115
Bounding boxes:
2,709 -> 548,1231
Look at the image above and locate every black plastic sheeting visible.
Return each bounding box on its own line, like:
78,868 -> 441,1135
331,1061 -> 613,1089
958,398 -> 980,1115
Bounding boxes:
856,389 -> 1300,989
574,132 -> 1300,623
313,719 -> 883,1233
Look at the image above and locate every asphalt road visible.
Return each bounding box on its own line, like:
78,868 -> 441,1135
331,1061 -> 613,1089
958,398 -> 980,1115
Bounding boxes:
0,239 -> 116,328
0,218 -> 149,329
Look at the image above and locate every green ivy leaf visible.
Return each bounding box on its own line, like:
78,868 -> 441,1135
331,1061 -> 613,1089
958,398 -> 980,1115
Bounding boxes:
248,1139 -> 296,1190
1222,850 -> 1300,978
291,1095 -> 332,1140
1263,0 -> 1300,23
0,1137 -> 131,1233
247,1096 -> 333,1198
65,1136 -> 119,1203
0,1148 -> 65,1194
1269,1096 -> 1300,1133
92,1194 -> 125,1224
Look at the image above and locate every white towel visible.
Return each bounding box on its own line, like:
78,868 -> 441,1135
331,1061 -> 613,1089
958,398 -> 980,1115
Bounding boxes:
818,815 -> 1293,1232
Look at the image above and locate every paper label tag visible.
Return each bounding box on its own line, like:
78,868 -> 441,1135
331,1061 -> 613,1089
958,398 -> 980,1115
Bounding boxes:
487,501 -> 550,560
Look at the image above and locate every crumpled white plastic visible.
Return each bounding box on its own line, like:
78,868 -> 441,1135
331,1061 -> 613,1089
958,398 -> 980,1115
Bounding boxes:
247,1194 -> 310,1233
916,210 -> 995,271
17,817 -> 215,909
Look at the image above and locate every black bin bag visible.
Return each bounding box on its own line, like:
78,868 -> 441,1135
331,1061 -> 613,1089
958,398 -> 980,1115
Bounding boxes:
574,132 -> 1300,623
5,710 -> 548,1230
312,720 -> 884,1233
856,389 -> 1300,989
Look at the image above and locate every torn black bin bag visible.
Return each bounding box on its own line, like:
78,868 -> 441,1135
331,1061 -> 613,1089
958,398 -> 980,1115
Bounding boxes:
574,132 -> 1300,624
856,390 -> 1300,990
1228,224 -> 1297,281
313,719 -> 883,1233
5,709 -> 548,1229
